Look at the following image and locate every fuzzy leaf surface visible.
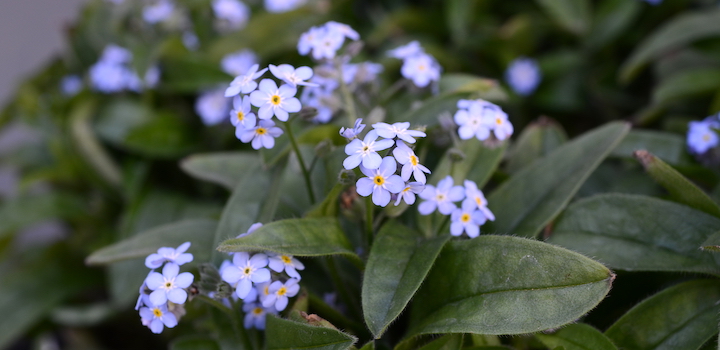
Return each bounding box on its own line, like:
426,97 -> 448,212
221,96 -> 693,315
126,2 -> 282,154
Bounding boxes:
180,152 -> 261,190
535,323 -> 618,350
265,315 -> 356,350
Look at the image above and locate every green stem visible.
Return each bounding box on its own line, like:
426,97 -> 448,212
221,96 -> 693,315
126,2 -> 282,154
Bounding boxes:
378,79 -> 408,105
365,196 -> 374,250
283,121 -> 316,204
337,62 -> 358,125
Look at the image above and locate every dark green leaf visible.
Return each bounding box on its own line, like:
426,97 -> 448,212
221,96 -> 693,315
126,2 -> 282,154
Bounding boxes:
635,150 -> 720,218
620,9 -> 720,83
548,194 -> 720,273
432,139 -> 507,188
417,334 -> 463,350
505,117 -> 568,174
265,315 -> 357,350
652,69 -> 720,105
170,336 -> 221,350
217,217 -> 358,260
180,152 -> 261,190
610,130 -> 685,165
408,236 -> 613,335
606,280 -> 720,350
700,232 -> 720,252
536,323 -> 618,350
306,183 -> 346,218
535,0 -> 591,36
586,0 -> 641,51
159,56 -> 230,93
86,219 -> 217,265
70,100 -> 122,187
487,121 -> 630,237
362,221 -> 450,338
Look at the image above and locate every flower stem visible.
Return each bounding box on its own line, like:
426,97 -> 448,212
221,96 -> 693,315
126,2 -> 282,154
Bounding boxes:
337,62 -> 358,125
365,196 -> 374,249
283,121 -> 316,204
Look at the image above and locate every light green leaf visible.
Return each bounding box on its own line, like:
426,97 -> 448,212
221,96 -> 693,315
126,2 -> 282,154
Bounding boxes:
505,117 -> 568,174
536,323 -> 618,350
606,280 -> 720,350
635,150 -> 720,218
265,315 -> 357,350
217,217 -> 358,260
362,221 -> 450,338
652,69 -> 720,105
180,152 -> 261,190
548,194 -> 720,273
408,236 -> 613,336
417,334 -> 463,350
610,130 -> 685,165
85,219 -> 217,265
620,9 -> 720,83
535,0 -> 591,36
487,121 -> 630,237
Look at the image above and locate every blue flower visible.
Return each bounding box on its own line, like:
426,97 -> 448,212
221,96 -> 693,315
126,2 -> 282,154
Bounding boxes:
145,242 -> 194,269
182,31 -> 199,51
269,64 -> 316,87
400,53 -> 441,88
343,130 -> 394,170
394,182 -> 425,206
418,176 -> 465,215
243,302 -> 277,330
262,279 -> 300,311
342,62 -> 384,84
89,61 -> 132,93
462,180 -> 495,221
143,0 -> 174,24
237,222 -> 263,238
387,41 -> 423,59
505,57 -> 541,96
454,100 -> 494,141
688,117 -> 720,154
195,88 -> 230,126
268,253 -> 305,279
237,119 -> 284,149
221,252 -> 271,299
297,22 -> 358,60
340,119 -> 365,140
230,95 -> 257,130
392,141 -> 431,183
61,75 -> 83,96
373,122 -> 426,144
265,0 -> 306,13
212,0 -> 250,30
450,200 -> 486,238
249,79 -> 302,121
356,156 -> 405,207
226,64 -> 268,97
139,303 -> 178,334
145,263 -> 195,306
221,49 -> 259,76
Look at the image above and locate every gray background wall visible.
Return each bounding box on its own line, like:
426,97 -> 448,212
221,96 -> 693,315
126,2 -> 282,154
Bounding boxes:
0,0 -> 88,106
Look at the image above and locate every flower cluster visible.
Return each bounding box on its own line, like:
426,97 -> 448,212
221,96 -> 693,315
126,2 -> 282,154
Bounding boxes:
687,114 -> 720,154
505,57 -> 541,96
143,0 -> 175,24
388,41 -> 441,89
298,21 -> 360,61
89,45 -> 159,94
419,177 -> 494,238
454,99 -> 513,141
219,223 -> 303,330
342,120 -> 429,207
136,242 -> 195,334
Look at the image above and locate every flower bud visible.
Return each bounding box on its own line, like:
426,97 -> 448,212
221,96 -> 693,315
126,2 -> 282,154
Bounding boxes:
338,169 -> 356,185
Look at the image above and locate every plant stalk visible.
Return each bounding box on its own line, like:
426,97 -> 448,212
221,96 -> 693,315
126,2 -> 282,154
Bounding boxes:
283,121 -> 316,204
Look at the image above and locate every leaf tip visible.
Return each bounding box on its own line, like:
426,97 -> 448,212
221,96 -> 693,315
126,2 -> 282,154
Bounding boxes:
632,149 -> 654,168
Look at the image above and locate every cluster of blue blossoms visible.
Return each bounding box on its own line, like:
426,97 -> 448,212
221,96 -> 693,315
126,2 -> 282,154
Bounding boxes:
387,41 -> 442,89
136,242 -> 195,334
89,45 -> 159,94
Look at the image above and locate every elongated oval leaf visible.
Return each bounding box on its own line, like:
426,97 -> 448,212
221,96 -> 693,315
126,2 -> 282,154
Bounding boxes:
86,219 -> 217,265
362,221 -> 450,338
610,130 -> 684,165
408,236 -> 613,336
605,279 -> 720,350
620,9 -> 720,83
266,315 -> 357,350
535,323 -> 618,350
586,0 -> 641,51
635,150 -> 720,218
180,152 -> 261,190
217,217 -> 358,259
548,194 -> 720,273
505,117 -> 567,174
535,0 -> 591,36
486,121 -> 630,237
652,69 -> 720,105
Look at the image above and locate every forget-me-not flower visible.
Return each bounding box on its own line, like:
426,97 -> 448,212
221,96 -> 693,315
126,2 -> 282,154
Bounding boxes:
269,64 -> 316,87
340,119 -> 365,140
226,64 -> 267,97
463,180 -> 494,221
506,57 -> 541,96
221,49 -> 259,76
688,118 -> 720,154
139,303 -> 178,334
356,156 -> 405,207
143,0 -> 174,24
387,41 -> 423,59
394,182 -> 425,206
61,75 -> 83,96
212,0 -> 250,30
238,119 -> 284,149
268,253 -> 305,280
243,302 -> 277,330
262,279 -> 300,311
489,109 -> 513,141
264,0 -> 306,13
249,79 -> 302,121
401,53 -> 441,88
450,200 -> 487,238
343,130 -> 394,170
221,252 -> 271,299
418,175 -> 465,215
373,122 -> 426,144
393,141 -> 431,184
196,88 -> 230,126
230,95 -> 257,130
145,242 -> 194,269
454,100 -> 494,141
145,263 -> 194,306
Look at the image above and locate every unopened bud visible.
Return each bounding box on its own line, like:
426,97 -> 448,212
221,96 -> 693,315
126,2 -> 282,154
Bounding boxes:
215,281 -> 234,299
338,169 -> 356,185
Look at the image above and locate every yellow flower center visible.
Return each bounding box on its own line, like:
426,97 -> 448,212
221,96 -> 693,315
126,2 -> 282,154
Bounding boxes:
475,197 -> 483,206
152,307 -> 163,317
165,282 -> 172,288
703,134 -> 711,142
374,175 -> 385,186
236,111 -> 244,121
461,213 -> 471,223
277,286 -> 287,296
410,155 -> 418,166
418,64 -> 426,71
495,117 -> 503,125
362,145 -> 369,152
263,286 -> 270,295
243,267 -> 252,275
436,193 -> 446,201
253,307 -> 263,315
271,95 -> 281,105
256,127 -> 267,135
281,255 -> 292,264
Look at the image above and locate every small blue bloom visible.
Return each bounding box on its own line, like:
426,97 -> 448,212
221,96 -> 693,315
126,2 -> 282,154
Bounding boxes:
356,156 -> 405,207
343,130 -> 394,170
221,252 -> 271,299
230,95 -> 257,130
145,242 -> 194,269
213,0 -> 250,30
237,119 -> 284,149
450,200 -> 486,238
387,41 -> 423,59
243,302 -> 277,330
268,253 -> 305,279
400,53 -> 441,88
373,122 -> 426,144
221,49 -> 259,76
418,176 -> 465,215
262,279 -> 300,311
393,140 -> 431,184
143,0 -> 174,24
339,119 -> 365,140
394,182 -> 425,206
196,88 -> 231,126
297,22 -> 358,60
505,57 -> 541,96
139,303 -> 178,334
249,79 -> 302,121
269,64 -> 316,87
61,75 -> 83,96
688,117 -> 720,154
145,263 -> 194,306
265,0 -> 306,13
225,64 -> 268,97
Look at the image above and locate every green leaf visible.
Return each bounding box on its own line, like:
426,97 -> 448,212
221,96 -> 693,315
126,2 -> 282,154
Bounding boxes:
170,336 -> 222,350
620,9 -> 720,83
362,221 -> 450,338
548,194 -> 720,273
0,192 -> 86,239
217,217 -> 358,260
605,279 -> 720,350
610,130 -> 685,165
70,100 -> 122,187
585,0 -> 641,51
159,56 -> 230,93
432,139 -> 507,188
700,232 -> 720,252
634,150 -> 720,218
417,334 -> 463,350
306,183 -> 346,218
535,0 -> 591,36
536,323 -> 618,350
85,219 -> 217,265
486,121 -> 630,237
265,315 -> 357,350
408,236 -> 613,336
652,69 -> 720,105
180,152 -> 261,190
505,117 -> 568,174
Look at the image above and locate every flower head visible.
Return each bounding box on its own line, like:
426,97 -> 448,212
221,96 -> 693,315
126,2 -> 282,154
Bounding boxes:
145,242 -> 194,269
269,64 -> 316,87
262,279 -> 300,311
454,100 -> 494,141
463,180 -> 494,221
143,0 -> 174,24
221,49 -> 259,77
212,0 -> 250,30
139,303 -> 178,334
61,75 -> 83,96
221,252 -> 271,299
392,141 -> 431,183
340,119 -> 365,140
343,130 -> 394,170
450,200 -> 487,238
265,0 -> 306,13
400,53 -> 441,88
489,109 -> 513,141
394,182 -> 425,206
230,95 -> 257,129
145,263 -> 195,306
237,222 -> 263,238
226,63 -> 268,97
387,41 -> 424,59
688,118 -> 720,154
373,122 -> 426,144
196,88 -> 230,126
238,119 -> 284,149
249,79 -> 302,121
418,176 -> 465,215
297,22 -> 358,60
268,253 -> 305,279
506,57 -> 541,96
243,302 -> 277,330
356,157 -> 405,207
